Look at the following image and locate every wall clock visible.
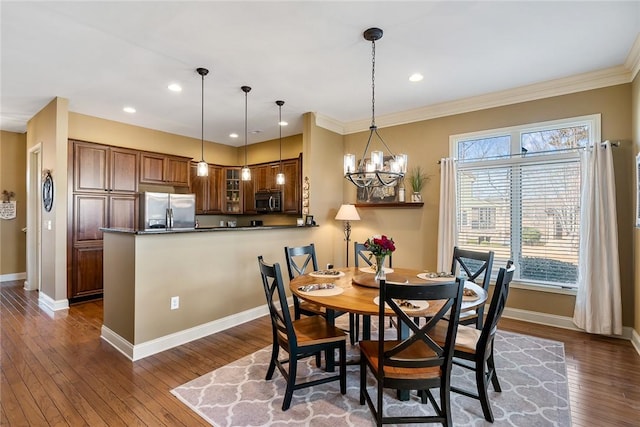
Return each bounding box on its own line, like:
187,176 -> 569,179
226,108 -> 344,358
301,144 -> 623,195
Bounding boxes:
43,171 -> 53,212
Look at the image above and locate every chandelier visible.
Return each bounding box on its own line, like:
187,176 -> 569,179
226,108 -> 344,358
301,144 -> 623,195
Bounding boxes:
344,27 -> 407,188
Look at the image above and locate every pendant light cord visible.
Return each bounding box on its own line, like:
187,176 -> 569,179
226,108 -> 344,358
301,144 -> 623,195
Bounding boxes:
371,38 -> 376,129
244,90 -> 248,166
201,72 -> 205,161
279,103 -> 283,170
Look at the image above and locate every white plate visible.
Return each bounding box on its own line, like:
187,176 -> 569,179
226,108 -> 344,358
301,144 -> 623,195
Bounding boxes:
463,287 -> 480,301
309,270 -> 345,278
359,266 -> 394,274
373,296 -> 429,312
416,272 -> 455,282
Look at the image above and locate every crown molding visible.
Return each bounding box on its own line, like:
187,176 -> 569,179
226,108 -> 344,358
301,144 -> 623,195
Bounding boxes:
317,63 -> 635,136
344,65 -> 632,135
625,33 -> 640,81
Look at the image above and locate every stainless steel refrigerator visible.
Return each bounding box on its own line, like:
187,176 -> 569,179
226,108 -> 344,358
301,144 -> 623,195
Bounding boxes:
139,192 -> 196,230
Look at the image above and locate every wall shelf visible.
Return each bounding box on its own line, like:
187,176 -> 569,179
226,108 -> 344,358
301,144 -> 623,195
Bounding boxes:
354,202 -> 423,208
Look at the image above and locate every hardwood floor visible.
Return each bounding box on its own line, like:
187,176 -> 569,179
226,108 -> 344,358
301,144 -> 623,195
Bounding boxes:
1,279 -> 639,426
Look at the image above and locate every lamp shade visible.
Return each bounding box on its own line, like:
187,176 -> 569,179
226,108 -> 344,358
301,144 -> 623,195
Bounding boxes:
335,204 -> 360,221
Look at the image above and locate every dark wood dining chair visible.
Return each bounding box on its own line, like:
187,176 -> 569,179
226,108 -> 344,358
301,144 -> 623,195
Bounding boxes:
359,277 -> 465,426
450,246 -> 494,329
258,255 -> 347,411
284,244 -> 355,345
353,241 -> 394,339
432,261 -> 515,422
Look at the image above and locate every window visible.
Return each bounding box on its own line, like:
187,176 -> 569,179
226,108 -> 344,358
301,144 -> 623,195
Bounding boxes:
451,115 -> 600,289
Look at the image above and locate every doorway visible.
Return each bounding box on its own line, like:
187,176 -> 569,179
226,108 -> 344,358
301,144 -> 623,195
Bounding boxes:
25,144 -> 41,292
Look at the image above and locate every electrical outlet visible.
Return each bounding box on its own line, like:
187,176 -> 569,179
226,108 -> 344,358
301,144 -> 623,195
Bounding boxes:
170,296 -> 179,310
327,263 -> 334,270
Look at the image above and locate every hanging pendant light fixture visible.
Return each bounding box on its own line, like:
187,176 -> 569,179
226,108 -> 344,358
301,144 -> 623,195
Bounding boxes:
275,100 -> 285,185
196,67 -> 209,177
241,85 -> 252,181
344,27 -> 407,188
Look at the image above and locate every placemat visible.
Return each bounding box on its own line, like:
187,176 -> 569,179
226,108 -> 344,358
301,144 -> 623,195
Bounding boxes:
352,272 -> 407,288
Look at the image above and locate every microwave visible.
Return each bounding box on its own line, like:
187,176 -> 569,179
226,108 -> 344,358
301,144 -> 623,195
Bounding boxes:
255,190 -> 282,213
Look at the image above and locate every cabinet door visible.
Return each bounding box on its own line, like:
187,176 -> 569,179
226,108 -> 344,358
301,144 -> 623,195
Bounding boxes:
109,195 -> 137,229
282,159 -> 301,214
110,148 -> 138,193
207,165 -> 223,213
243,167 -> 256,214
74,142 -> 108,192
223,168 -> 242,214
140,153 -> 166,184
71,245 -> 103,298
190,163 -> 208,214
253,165 -> 269,192
165,156 -> 190,187
73,194 -> 107,243
269,163 -> 281,190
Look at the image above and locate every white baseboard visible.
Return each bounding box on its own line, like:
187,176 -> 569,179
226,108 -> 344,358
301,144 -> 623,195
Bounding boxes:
632,329 -> 640,356
38,292 -> 69,312
101,303 -> 271,361
0,272 -> 26,282
502,307 -> 636,349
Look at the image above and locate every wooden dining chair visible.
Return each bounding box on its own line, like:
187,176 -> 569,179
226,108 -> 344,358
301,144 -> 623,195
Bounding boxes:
431,261 -> 515,422
450,246 -> 494,329
359,277 -> 465,426
284,244 -> 355,344
258,255 -> 347,411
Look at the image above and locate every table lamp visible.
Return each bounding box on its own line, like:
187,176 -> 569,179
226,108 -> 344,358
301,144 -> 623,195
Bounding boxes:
335,204 -> 360,267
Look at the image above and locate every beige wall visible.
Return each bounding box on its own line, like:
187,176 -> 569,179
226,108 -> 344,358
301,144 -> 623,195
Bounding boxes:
632,72 -> 639,334
344,84 -> 635,326
0,131 -> 27,275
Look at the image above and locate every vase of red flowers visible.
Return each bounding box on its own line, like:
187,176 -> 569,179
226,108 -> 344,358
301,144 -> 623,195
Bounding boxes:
364,235 -> 396,283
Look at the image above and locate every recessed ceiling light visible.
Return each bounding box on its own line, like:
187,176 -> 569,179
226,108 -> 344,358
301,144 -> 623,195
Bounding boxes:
168,83 -> 182,92
229,133 -> 239,138
409,73 -> 424,82
123,106 -> 136,113
278,121 -> 288,126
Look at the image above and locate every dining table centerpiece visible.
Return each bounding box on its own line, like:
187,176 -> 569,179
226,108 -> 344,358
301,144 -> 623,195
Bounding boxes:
364,235 -> 396,282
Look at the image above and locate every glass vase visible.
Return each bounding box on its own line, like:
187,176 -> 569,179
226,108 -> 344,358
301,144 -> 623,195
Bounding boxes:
374,254 -> 387,283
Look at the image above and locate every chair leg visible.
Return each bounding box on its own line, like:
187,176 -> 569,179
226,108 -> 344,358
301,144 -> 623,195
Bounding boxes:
266,342 -> 278,380
282,354 -> 297,411
339,343 -> 346,394
476,360 -> 495,422
359,358 -> 366,405
488,346 -> 501,392
440,384 -> 452,427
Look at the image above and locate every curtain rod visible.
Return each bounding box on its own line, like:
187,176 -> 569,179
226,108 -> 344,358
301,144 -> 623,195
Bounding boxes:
437,140 -> 620,164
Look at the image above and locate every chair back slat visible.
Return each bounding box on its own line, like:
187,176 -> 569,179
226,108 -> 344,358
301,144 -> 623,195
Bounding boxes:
284,243 -> 318,280
354,242 -> 393,267
258,256 -> 296,348
479,261 -> 515,351
379,278 -> 464,371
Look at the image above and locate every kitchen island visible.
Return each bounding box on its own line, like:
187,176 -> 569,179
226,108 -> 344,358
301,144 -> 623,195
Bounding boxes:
101,225 -> 319,361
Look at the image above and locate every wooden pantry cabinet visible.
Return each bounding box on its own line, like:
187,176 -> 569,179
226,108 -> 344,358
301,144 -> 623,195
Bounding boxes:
68,140 -> 139,302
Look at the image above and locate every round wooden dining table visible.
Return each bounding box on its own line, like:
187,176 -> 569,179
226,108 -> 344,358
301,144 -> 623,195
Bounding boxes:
289,266 -> 488,371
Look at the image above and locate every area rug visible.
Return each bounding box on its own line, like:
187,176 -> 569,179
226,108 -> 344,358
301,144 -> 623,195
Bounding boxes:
172,324 -> 570,426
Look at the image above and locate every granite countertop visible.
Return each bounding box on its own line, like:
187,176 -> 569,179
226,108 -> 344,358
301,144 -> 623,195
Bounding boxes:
101,225 -> 313,235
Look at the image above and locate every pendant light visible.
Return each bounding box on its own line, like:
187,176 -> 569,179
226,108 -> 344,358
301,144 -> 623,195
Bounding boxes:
275,100 -> 285,185
344,27 -> 407,188
241,85 -> 252,181
196,67 -> 209,177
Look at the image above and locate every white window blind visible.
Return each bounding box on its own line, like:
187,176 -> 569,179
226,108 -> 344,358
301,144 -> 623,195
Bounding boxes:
452,114 -> 599,289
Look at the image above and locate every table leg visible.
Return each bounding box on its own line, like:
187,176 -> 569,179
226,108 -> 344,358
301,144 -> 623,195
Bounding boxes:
325,309 -> 336,372
362,315 -> 371,340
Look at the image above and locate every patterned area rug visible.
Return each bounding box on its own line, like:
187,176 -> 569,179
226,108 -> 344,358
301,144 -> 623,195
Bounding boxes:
172,323 -> 570,426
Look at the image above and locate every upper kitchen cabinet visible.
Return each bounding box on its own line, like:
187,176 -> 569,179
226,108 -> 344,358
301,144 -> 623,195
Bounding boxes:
281,156 -> 301,214
73,141 -> 139,193
140,152 -> 191,187
223,167 -> 242,214
189,162 -> 223,214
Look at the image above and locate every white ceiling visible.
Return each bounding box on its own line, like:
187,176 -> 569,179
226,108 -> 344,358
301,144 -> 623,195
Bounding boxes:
1,1 -> 639,147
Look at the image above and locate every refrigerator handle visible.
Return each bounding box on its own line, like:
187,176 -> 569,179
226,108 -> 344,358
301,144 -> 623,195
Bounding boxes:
167,208 -> 173,229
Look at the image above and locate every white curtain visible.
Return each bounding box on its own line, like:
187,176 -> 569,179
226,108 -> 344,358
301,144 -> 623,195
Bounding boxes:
437,158 -> 458,272
573,141 -> 622,335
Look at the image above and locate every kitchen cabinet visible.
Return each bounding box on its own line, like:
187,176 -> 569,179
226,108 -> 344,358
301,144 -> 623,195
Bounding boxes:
140,152 -> 190,187
223,167 -> 242,214
281,158 -> 301,214
243,166 -> 257,214
189,162 -> 223,214
73,143 -> 138,193
68,140 -> 139,302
